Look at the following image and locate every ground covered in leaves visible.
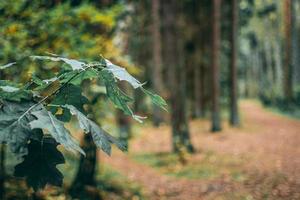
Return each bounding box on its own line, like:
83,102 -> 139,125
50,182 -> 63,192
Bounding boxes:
102,100 -> 300,200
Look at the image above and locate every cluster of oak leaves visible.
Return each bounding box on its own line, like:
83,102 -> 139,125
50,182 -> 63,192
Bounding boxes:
0,54 -> 167,191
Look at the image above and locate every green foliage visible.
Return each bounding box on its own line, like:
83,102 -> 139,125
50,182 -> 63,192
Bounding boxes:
0,80 -> 32,102
67,105 -> 127,155
104,59 -> 143,89
60,69 -> 98,86
141,87 -> 168,111
0,0 -> 127,84
0,100 -> 36,157
14,136 -> 65,191
0,0 -> 158,192
100,70 -> 135,117
29,107 -> 85,155
0,54 -> 166,191
31,55 -> 86,70
0,62 -> 16,69
50,84 -> 89,121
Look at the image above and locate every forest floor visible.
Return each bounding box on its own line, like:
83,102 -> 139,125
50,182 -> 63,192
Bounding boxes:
102,100 -> 300,200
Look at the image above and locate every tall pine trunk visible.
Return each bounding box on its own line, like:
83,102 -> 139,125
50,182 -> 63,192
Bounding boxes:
194,63 -> 204,118
283,0 -> 293,102
291,0 -> 299,92
211,0 -> 222,132
229,0 -> 239,126
163,0 -> 194,153
151,0 -> 165,126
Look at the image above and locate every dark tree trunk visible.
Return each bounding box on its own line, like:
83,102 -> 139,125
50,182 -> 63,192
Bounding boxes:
211,0 -> 222,132
0,144 -> 5,200
69,133 -> 100,200
151,0 -> 165,126
163,0 -> 194,153
194,63 -> 204,118
283,0 -> 293,102
229,0 -> 240,126
291,0 -> 299,94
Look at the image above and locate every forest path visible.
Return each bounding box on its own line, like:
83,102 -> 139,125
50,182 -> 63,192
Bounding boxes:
102,100 -> 300,200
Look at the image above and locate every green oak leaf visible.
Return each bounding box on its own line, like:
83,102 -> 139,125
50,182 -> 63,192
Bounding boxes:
0,100 -> 38,157
141,87 -> 168,111
0,85 -> 19,92
99,70 -> 145,123
60,69 -> 98,85
50,84 -> 89,122
0,62 -> 16,70
66,105 -> 127,155
14,137 -> 65,191
105,59 -> 143,89
0,80 -> 32,102
31,74 -> 46,86
31,55 -> 85,70
0,90 -> 32,102
29,107 -> 85,155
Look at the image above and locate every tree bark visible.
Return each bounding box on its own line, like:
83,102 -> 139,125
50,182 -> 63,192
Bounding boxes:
211,0 -> 222,132
229,0 -> 240,126
151,0 -> 165,126
283,0 -> 293,102
274,40 -> 283,96
69,133 -> 100,200
163,0 -> 194,153
194,63 -> 204,118
291,0 -> 299,91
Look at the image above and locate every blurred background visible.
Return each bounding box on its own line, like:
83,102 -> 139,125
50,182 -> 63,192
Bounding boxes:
1,0 -> 300,199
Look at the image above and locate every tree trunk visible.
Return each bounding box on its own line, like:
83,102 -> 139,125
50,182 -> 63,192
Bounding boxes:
69,133 -> 100,200
163,0 -> 194,153
273,1 -> 283,98
211,0 -> 222,132
194,63 -> 204,118
151,0 -> 165,126
273,40 -> 283,97
229,0 -> 240,126
0,144 -> 5,200
264,39 -> 274,102
291,0 -> 299,91
283,0 -> 293,102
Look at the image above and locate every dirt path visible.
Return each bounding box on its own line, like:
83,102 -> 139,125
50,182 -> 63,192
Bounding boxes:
102,100 -> 300,199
